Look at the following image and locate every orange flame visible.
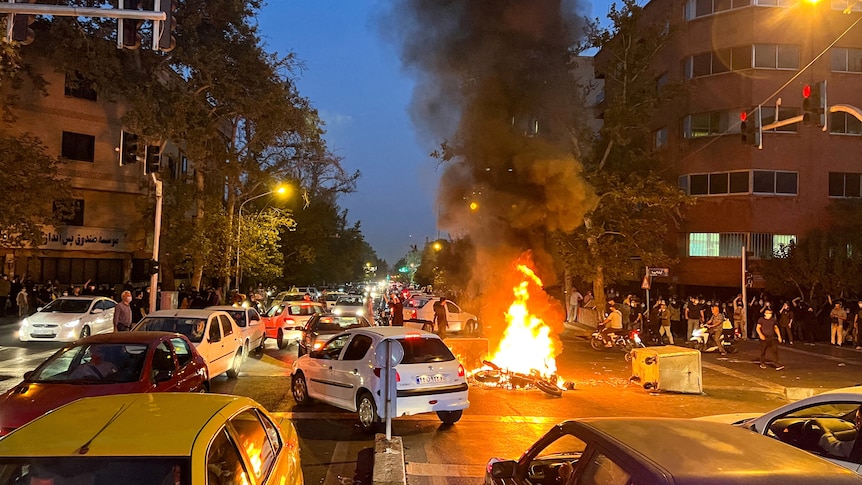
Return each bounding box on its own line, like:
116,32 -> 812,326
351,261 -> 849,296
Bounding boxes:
487,264 -> 558,377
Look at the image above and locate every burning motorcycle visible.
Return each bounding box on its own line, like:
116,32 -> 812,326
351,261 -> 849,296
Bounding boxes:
688,321 -> 738,353
590,324 -> 646,361
472,360 -> 567,397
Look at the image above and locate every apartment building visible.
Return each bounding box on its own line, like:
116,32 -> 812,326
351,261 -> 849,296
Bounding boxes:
2,58 -> 186,287
597,0 -> 862,290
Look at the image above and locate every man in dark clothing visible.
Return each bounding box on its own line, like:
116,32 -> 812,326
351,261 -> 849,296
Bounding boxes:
388,294 -> 404,326
9,276 -> 22,316
432,297 -> 448,340
757,309 -> 784,370
0,274 -> 10,317
130,290 -> 146,323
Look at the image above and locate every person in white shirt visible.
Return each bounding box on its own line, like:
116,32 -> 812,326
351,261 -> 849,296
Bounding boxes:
568,288 -> 583,323
818,406 -> 861,459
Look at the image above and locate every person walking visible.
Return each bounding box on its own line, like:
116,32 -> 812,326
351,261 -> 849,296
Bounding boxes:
568,287 -> 583,323
113,290 -> 133,332
388,294 -> 404,326
757,309 -> 784,370
0,274 -> 10,318
830,300 -> 847,346
657,302 -> 673,344
432,297 -> 448,340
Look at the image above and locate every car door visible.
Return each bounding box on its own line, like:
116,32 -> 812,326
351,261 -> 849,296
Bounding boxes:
446,301 -> 464,332
149,340 -> 180,391
204,315 -> 228,377
169,337 -> 205,391
220,314 -> 242,359
304,334 -> 351,405
247,309 -> 264,347
328,333 -> 374,409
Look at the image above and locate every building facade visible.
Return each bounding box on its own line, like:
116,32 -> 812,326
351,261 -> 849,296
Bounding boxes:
2,58 -> 186,288
599,0 -> 862,291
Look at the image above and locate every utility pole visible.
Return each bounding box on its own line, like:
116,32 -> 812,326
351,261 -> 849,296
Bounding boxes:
149,174 -> 163,313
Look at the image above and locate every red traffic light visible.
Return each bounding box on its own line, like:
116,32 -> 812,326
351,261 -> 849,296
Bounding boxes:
740,111 -> 747,122
803,84 -> 811,99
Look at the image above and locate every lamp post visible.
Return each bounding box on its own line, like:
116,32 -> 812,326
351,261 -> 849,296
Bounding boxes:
236,186 -> 287,292
149,173 -> 162,313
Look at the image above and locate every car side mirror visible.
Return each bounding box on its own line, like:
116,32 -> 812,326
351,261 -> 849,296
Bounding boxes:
489,460 -> 517,479
23,371 -> 33,380
91,308 -> 104,314
293,326 -> 305,331
154,370 -> 173,383
309,350 -> 325,359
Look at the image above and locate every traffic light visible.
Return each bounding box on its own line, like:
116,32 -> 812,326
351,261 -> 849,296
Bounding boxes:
120,131 -> 140,165
740,109 -> 760,146
157,0 -> 178,52
145,145 -> 161,173
745,271 -> 753,288
802,81 -> 827,128
146,259 -> 160,275
119,0 -> 143,49
10,0 -> 36,45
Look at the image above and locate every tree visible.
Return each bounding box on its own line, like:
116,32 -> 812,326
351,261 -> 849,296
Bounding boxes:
0,133 -> 73,248
556,0 -> 691,314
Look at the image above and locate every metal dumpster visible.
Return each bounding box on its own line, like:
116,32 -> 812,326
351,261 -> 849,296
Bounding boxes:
630,345 -> 702,394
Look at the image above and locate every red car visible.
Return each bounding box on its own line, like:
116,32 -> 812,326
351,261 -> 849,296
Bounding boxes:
0,331 -> 209,435
263,301 -> 325,349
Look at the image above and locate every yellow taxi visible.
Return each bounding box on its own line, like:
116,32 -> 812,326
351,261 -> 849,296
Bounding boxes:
0,393 -> 302,485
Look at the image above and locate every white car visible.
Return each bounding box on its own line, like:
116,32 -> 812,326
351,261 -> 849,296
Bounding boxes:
291,327 -> 469,432
19,296 -> 117,342
134,309 -> 245,380
331,295 -> 367,317
698,386 -> 862,473
206,305 -> 266,357
402,297 -> 479,334
324,292 -> 347,310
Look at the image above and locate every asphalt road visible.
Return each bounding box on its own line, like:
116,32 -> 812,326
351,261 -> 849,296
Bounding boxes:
1,317 -> 861,484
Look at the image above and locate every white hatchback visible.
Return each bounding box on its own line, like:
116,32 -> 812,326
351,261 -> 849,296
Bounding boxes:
19,296 -> 116,342
134,309 -> 245,380
291,327 -> 469,432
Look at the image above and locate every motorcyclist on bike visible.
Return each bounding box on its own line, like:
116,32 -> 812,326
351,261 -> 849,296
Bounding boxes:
600,299 -> 624,348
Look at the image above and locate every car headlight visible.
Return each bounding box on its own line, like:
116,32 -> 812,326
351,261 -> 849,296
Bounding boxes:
356,309 -> 365,316
333,309 -> 342,315
63,319 -> 81,328
19,318 -> 29,329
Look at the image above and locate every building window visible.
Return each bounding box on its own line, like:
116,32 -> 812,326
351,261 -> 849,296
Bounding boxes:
753,44 -> 799,69
181,154 -> 189,174
654,127 -> 668,149
830,112 -> 862,135
751,233 -> 796,258
753,170 -> 798,194
685,0 -> 750,20
829,172 -> 862,197
688,233 -> 794,258
61,132 -> 95,162
64,72 -> 97,101
683,111 -> 731,138
53,199 -> 84,226
730,171 -> 750,193
678,175 -> 689,193
684,47 -> 753,78
831,47 -> 862,72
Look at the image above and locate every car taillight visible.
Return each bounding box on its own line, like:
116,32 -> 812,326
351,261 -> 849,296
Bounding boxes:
458,364 -> 465,378
285,318 -> 295,326
410,310 -> 417,319
373,368 -> 400,382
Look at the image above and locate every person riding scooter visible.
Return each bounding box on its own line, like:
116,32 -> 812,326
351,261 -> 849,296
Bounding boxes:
599,299 -> 624,347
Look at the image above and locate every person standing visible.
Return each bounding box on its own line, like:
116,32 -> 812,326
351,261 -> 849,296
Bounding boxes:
731,295 -> 746,340
685,296 -> 701,341
568,287 -> 583,323
388,294 -> 404,326
432,297 -> 448,340
15,286 -> 28,319
9,276 -> 22,317
830,300 -> 847,346
130,290 -> 146,323
853,301 -> 862,350
113,290 -> 133,332
0,274 -> 10,318
778,302 -> 794,345
657,302 -> 673,344
757,309 -> 784,370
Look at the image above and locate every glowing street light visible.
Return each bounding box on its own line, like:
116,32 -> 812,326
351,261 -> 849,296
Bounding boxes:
236,185 -> 289,291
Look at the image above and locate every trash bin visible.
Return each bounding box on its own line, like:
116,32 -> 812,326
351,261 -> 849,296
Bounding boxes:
630,345 -> 702,394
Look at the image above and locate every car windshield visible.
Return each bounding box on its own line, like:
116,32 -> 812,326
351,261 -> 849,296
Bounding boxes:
395,336 -> 455,364
30,343 -> 148,383
0,457 -> 191,484
335,297 -> 363,306
287,305 -> 323,316
137,317 -> 207,343
225,310 -> 247,327
39,299 -> 92,313
315,316 -> 369,332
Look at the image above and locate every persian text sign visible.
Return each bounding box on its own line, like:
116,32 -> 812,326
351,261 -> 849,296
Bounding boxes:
40,226 -> 128,252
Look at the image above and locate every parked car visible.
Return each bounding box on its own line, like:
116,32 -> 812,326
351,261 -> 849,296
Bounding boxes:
331,294 -> 367,317
206,305 -> 266,357
0,332 -> 208,435
698,385 -> 862,473
485,417 -> 862,485
18,296 -> 117,342
402,296 -> 479,335
263,301 -> 325,349
0,393 -> 303,485
297,313 -> 372,356
291,327 -> 469,432
134,309 -> 244,380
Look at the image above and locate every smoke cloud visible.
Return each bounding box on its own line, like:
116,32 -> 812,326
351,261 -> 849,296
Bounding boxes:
381,1 -> 597,344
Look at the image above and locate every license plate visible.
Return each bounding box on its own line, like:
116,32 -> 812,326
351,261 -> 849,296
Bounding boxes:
31,328 -> 54,336
416,375 -> 444,385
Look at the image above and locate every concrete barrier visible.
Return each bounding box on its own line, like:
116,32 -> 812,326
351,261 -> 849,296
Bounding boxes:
373,434 -> 406,485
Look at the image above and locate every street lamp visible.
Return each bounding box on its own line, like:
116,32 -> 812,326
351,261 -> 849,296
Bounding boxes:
236,185 -> 288,291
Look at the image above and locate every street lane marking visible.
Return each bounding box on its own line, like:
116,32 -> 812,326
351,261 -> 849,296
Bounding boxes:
781,345 -> 862,365
701,361 -> 785,393
406,463 -> 485,477
271,411 -> 561,424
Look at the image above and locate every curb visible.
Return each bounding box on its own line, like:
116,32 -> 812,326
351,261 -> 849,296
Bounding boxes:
373,434 -> 406,485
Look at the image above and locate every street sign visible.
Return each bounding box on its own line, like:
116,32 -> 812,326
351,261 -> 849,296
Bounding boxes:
641,275 -> 651,290
648,267 -> 669,277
